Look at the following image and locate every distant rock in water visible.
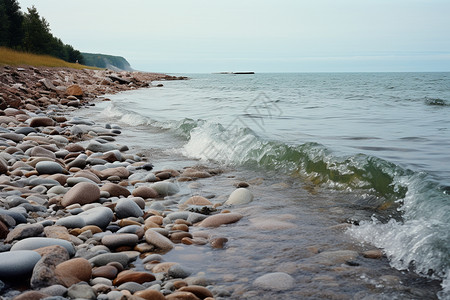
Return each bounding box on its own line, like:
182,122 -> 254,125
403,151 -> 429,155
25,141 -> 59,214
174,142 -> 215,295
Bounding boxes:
425,97 -> 449,106
81,52 -> 133,71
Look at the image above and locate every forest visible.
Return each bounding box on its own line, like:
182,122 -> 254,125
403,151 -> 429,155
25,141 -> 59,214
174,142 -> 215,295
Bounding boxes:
0,0 -> 84,64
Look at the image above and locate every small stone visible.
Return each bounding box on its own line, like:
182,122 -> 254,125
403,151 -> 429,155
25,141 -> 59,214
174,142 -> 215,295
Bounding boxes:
29,117 -> 55,127
36,161 -> 64,175
145,229 -> 174,251
92,265 -> 118,279
198,213 -> 243,228
117,281 -> 146,293
67,283 -> 96,300
115,198 -> 143,219
100,182 -> 130,198
89,253 -> 130,267
179,285 -> 214,299
66,85 -> 83,97
61,182 -> 100,207
54,257 -> 92,287
44,225 -> 72,241
133,289 -> 165,300
168,264 -> 191,279
113,270 -> 156,285
210,237 -> 228,249
132,186 -> 158,199
165,291 -> 200,300
12,291 -> 49,300
101,233 -> 139,249
253,272 -> 295,291
224,188 -> 253,205
151,182 -> 180,196
363,249 -> 383,259
5,223 -> 44,243
184,196 -> 212,206
30,146 -> 56,159
31,246 -> 70,288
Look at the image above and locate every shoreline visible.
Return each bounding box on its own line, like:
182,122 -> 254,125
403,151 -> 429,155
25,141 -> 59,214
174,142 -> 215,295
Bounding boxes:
0,66 -> 444,299
0,65 -> 231,300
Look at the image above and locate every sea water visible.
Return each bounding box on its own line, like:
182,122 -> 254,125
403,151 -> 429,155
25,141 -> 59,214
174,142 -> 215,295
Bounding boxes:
81,72 -> 450,299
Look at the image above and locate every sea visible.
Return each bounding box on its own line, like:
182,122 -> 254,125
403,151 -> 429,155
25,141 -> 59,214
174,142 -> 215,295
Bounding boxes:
78,72 -> 450,299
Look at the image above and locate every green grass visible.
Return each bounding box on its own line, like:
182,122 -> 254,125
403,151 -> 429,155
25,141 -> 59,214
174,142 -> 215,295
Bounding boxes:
0,47 -> 100,69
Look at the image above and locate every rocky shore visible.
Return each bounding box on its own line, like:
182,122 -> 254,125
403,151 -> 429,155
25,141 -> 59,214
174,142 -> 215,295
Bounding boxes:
0,66 -> 243,300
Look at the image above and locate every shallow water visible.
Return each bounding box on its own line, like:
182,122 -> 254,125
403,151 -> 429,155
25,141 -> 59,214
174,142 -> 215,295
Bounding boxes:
77,72 -> 450,299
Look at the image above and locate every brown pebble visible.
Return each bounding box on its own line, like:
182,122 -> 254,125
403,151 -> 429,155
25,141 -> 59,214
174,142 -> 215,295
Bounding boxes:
170,232 -> 193,243
92,265 -> 118,279
147,215 -> 163,225
173,280 -> 188,289
54,257 -> 92,287
107,261 -> 124,272
210,237 -> 228,249
12,291 -> 49,300
119,219 -> 142,227
133,289 -> 165,300
179,285 -> 214,299
175,219 -> 192,226
363,249 -> 384,259
166,291 -> 201,300
151,262 -> 177,273
172,224 -> 189,232
132,186 -> 159,199
113,270 -> 156,285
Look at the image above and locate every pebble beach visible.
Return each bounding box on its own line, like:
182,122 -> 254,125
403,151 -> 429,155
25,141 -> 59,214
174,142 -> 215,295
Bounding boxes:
0,66 -> 445,300
0,66 -> 227,300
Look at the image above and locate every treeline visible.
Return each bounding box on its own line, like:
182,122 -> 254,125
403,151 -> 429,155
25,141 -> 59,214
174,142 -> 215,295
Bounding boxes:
0,0 -> 84,64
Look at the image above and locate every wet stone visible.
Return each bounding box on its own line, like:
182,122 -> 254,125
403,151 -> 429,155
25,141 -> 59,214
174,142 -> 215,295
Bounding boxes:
253,272 -> 295,291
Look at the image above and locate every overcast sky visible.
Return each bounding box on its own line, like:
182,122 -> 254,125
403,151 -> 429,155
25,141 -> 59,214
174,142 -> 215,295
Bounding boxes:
17,0 -> 450,73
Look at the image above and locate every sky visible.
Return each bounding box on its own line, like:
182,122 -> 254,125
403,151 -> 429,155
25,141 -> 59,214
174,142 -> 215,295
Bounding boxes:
17,0 -> 450,73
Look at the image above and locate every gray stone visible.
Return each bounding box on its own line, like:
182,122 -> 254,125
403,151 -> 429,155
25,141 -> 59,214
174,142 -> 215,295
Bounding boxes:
141,254 -> 164,264
0,208 -> 27,223
89,253 -> 130,267
67,283 -> 96,300
151,182 -> 180,196
55,215 -> 85,228
66,176 -> 97,186
31,246 -> 70,288
39,284 -> 68,296
5,223 -> 44,243
117,282 -> 146,293
36,161 -> 64,175
106,290 -> 124,300
86,141 -> 117,152
0,250 -> 41,278
11,237 -> 75,256
145,229 -> 174,251
78,206 -> 114,229
253,272 -> 295,291
168,264 -> 192,279
115,198 -> 143,219
101,233 -> 139,249
29,178 -> 61,188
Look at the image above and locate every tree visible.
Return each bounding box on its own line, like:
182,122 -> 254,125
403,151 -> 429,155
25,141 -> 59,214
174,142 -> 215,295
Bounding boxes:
0,0 -> 24,47
22,6 -> 53,54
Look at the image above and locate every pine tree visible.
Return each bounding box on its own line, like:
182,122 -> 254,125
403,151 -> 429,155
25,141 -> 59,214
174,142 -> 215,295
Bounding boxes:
0,0 -> 24,47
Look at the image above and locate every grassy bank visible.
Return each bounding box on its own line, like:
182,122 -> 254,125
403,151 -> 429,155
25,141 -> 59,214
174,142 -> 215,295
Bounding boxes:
0,47 -> 99,70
